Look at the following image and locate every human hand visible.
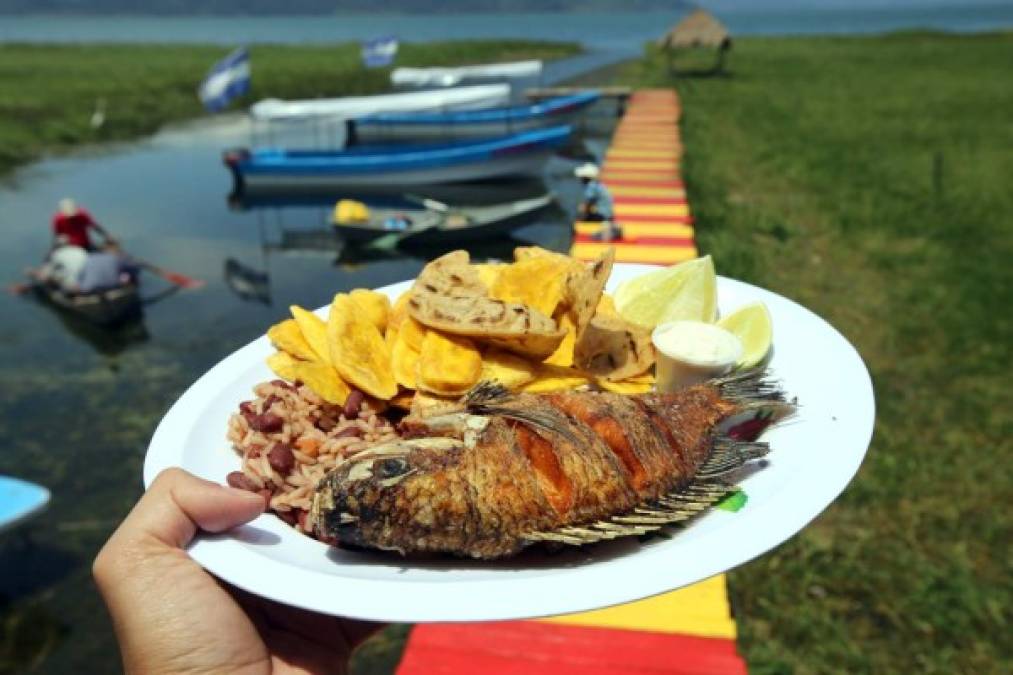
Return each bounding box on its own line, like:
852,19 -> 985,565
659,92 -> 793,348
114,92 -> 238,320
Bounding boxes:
94,468 -> 383,675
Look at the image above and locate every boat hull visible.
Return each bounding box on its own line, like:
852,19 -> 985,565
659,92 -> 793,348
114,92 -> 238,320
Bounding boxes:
350,93 -> 598,143
250,84 -> 511,123
225,126 -> 571,190
335,194 -> 554,246
33,282 -> 141,326
235,150 -> 555,190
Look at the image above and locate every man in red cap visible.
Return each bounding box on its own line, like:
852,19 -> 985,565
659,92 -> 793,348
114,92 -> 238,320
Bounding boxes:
52,198 -> 116,251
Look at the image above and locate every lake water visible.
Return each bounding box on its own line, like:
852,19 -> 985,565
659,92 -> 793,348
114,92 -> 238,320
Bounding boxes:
2,4 -> 1012,46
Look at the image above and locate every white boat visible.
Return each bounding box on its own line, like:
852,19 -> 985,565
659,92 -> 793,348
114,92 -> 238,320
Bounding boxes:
391,60 -> 543,88
250,84 -> 511,123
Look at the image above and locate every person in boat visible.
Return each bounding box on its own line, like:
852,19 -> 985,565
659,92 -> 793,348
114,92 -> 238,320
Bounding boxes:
52,198 -> 116,251
575,163 -> 622,241
74,242 -> 140,293
26,234 -> 88,291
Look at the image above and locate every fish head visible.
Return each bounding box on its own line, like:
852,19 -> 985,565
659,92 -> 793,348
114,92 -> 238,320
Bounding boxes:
308,437 -> 467,551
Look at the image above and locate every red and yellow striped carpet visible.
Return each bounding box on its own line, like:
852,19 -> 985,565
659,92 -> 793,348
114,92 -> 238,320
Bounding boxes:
396,90 -> 747,675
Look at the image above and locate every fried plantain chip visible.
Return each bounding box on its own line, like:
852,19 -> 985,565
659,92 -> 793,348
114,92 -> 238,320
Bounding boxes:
391,331 -> 421,390
266,351 -> 302,382
416,330 -> 482,396
289,359 -> 350,404
326,293 -> 398,400
388,291 -> 412,332
573,314 -> 655,381
350,288 -> 391,334
520,364 -> 591,393
596,293 -> 619,318
399,316 -> 428,352
409,390 -> 461,417
408,292 -> 565,360
490,256 -> 568,317
543,311 -> 577,367
474,263 -> 505,290
267,319 -> 317,362
479,349 -> 537,389
596,371 -> 656,394
290,305 -> 330,363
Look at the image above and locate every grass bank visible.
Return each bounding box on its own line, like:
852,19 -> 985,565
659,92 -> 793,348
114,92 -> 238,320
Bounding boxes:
618,31 -> 1011,674
0,40 -> 579,175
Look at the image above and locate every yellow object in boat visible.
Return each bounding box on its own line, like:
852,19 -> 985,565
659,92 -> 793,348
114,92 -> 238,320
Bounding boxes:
334,199 -> 370,224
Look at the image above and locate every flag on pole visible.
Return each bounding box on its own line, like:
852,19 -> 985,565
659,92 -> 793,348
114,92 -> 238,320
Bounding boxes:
361,36 -> 398,68
198,47 -> 251,112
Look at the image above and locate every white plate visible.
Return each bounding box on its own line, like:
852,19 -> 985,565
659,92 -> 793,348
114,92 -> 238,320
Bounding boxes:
144,264 -> 874,623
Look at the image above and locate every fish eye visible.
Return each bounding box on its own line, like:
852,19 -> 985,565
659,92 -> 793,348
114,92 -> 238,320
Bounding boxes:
376,457 -> 410,479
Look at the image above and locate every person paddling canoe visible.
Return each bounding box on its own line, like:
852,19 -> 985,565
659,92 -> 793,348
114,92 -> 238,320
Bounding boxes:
574,163 -> 622,241
52,198 -> 116,251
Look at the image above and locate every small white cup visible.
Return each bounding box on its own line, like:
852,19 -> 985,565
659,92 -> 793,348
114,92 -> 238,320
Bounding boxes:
652,320 -> 743,392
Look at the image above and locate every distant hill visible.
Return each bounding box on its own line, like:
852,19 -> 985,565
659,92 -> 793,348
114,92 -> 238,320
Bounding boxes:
0,0 -> 692,16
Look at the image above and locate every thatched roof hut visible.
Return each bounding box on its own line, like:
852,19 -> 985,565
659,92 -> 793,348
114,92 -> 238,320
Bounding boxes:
658,8 -> 731,50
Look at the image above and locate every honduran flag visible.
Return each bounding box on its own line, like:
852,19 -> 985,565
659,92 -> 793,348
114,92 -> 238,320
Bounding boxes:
362,35 -> 399,68
198,47 -> 251,112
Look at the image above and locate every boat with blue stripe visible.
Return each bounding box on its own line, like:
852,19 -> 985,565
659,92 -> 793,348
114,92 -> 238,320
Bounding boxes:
224,125 -> 572,190
349,91 -> 599,142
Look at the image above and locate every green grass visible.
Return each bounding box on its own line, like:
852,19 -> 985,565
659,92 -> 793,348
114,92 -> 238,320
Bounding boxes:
0,40 -> 579,175
618,32 -> 1012,674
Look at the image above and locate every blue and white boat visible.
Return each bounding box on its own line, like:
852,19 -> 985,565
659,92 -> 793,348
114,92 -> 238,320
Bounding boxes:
224,125 -> 572,190
349,91 -> 599,143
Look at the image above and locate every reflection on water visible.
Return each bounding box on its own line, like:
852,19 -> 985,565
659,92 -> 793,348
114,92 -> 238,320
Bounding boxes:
0,89 -> 618,672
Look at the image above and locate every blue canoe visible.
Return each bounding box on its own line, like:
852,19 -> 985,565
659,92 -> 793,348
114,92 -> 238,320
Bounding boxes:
224,125 -> 572,190
349,91 -> 599,142
0,476 -> 50,534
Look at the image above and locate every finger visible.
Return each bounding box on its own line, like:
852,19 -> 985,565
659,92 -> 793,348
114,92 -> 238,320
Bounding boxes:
120,468 -> 265,549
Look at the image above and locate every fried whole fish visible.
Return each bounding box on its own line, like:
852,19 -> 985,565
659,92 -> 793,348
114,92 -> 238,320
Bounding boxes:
309,370 -> 794,559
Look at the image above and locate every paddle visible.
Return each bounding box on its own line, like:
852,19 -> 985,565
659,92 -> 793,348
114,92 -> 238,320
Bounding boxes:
133,258 -> 206,289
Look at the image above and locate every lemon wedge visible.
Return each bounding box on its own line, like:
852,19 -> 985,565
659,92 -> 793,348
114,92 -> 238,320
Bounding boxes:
717,301 -> 773,368
615,255 -> 717,329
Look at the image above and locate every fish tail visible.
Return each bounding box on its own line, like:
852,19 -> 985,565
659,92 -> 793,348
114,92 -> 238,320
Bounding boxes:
714,367 -> 797,421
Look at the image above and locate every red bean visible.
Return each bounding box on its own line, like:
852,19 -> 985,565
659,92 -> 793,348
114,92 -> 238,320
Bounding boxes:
271,379 -> 296,391
261,394 -> 281,414
334,425 -> 362,439
226,471 -> 258,492
343,390 -> 365,419
250,413 -> 284,433
239,401 -> 254,414
316,415 -> 337,432
268,442 -> 295,475
277,509 -> 299,526
297,510 -> 310,532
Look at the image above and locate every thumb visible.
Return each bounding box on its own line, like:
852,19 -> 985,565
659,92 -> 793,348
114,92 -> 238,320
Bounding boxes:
122,468 -> 265,549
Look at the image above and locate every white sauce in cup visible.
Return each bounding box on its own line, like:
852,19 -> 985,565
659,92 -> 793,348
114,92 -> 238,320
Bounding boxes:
651,320 -> 743,391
